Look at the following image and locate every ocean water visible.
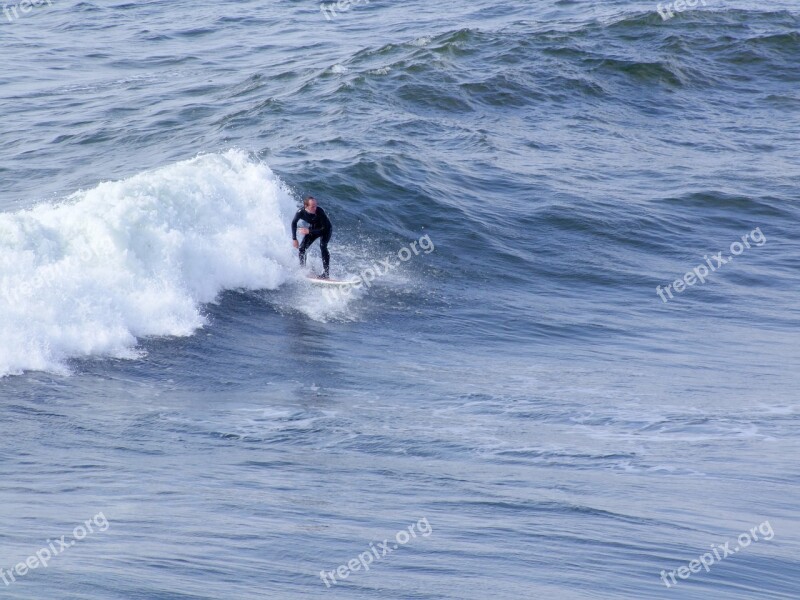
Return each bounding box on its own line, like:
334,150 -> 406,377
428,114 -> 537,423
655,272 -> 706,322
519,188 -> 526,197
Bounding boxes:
1,1 -> 799,598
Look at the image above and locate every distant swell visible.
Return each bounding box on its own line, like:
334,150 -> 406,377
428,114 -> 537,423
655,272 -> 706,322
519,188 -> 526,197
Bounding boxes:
0,150 -> 298,377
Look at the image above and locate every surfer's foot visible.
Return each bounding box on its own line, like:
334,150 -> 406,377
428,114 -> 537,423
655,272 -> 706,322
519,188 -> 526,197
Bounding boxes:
319,273 -> 329,279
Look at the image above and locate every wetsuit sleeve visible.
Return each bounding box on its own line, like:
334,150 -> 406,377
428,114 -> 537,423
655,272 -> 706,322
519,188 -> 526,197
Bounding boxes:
309,208 -> 331,235
291,210 -> 301,240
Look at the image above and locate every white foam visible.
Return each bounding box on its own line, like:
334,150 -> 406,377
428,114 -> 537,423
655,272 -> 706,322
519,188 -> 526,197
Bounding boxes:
0,150 -> 299,377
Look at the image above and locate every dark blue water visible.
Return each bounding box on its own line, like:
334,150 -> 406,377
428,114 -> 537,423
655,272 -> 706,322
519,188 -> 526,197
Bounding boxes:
1,1 -> 799,598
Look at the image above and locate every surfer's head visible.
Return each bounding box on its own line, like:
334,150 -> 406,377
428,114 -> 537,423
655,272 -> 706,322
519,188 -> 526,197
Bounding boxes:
303,196 -> 318,213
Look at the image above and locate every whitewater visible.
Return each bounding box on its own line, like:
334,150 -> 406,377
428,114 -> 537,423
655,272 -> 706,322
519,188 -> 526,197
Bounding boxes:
0,151 -> 299,377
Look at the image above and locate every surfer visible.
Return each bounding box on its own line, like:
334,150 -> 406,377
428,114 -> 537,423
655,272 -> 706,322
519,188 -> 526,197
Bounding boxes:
292,196 -> 332,279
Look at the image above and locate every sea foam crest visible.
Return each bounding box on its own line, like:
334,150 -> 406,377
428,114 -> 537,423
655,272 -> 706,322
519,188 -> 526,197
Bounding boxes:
0,150 -> 297,377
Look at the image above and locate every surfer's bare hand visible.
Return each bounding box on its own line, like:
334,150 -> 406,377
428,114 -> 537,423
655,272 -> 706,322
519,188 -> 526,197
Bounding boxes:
292,240 -> 299,249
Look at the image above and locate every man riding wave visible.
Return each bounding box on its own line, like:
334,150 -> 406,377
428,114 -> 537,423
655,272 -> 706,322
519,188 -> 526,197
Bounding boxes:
291,196 -> 332,279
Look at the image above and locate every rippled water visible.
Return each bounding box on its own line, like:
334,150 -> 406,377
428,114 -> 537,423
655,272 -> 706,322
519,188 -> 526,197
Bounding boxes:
1,1 -> 799,598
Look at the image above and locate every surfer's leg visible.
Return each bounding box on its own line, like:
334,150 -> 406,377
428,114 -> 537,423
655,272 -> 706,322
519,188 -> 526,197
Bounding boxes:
320,232 -> 331,277
298,234 -> 319,267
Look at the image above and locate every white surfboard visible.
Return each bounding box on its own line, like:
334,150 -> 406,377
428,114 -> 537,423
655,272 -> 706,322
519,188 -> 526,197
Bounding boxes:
306,275 -> 360,288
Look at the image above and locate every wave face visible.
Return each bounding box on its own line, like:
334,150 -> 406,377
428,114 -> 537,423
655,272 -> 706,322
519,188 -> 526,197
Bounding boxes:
0,151 -> 297,377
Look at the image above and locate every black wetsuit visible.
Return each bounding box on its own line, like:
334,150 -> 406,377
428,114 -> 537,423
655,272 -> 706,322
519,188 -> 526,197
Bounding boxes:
292,207 -> 333,277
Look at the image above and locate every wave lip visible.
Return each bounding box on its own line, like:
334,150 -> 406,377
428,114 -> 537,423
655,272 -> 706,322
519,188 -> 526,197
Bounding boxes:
0,150 -> 297,377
